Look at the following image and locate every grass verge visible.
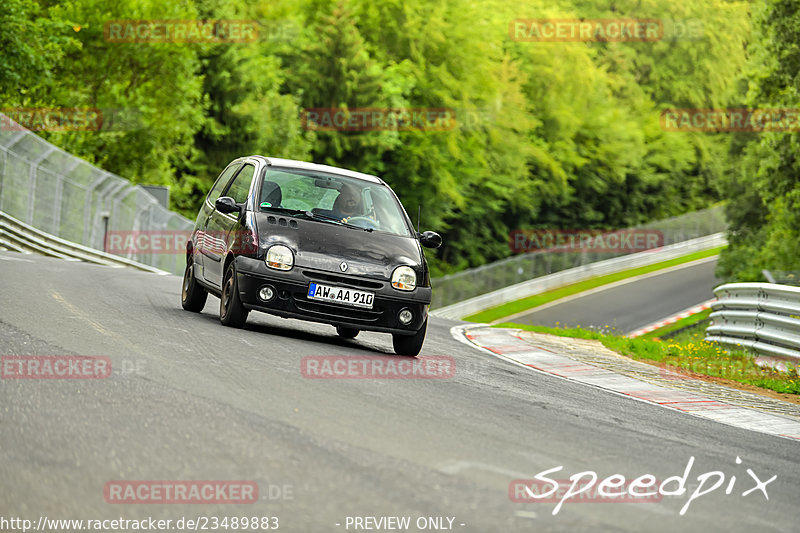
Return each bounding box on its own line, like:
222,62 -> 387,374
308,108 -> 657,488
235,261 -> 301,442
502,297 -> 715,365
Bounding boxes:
464,246 -> 724,324
494,322 -> 800,396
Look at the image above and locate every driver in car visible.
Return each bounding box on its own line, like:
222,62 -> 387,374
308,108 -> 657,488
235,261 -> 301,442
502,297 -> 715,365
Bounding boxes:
331,185 -> 365,222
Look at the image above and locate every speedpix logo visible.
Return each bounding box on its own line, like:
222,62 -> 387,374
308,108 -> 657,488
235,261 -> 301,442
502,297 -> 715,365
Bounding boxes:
510,456 -> 776,516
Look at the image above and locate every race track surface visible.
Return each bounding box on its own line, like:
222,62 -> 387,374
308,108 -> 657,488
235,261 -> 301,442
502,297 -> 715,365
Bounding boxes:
0,251 -> 796,533
511,257 -> 720,334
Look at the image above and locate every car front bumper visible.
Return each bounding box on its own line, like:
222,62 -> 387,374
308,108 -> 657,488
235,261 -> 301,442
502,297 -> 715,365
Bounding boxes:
234,256 -> 431,335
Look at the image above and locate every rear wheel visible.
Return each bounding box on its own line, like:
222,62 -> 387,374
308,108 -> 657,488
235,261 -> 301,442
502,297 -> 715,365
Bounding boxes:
336,326 -> 359,339
220,262 -> 249,328
392,319 -> 427,356
181,254 -> 207,312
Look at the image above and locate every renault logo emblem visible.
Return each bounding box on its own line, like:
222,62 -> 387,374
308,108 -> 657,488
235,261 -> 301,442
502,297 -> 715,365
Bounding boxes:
339,262 -> 348,272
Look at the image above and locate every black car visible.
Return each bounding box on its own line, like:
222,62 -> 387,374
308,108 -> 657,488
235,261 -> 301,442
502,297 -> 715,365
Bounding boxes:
181,156 -> 442,356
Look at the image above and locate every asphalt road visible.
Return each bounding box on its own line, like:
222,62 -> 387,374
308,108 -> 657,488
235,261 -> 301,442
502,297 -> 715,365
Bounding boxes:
509,257 -> 721,334
0,251 -> 797,532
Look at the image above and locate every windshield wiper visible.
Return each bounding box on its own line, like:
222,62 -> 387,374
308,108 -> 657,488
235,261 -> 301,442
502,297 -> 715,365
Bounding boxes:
259,206 -> 306,216
302,211 -> 373,232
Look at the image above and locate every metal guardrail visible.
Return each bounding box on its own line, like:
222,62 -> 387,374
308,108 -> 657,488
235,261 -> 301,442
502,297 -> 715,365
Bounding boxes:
0,210 -> 168,274
432,233 -> 727,320
430,205 -> 728,309
0,113 -> 193,275
706,283 -> 800,364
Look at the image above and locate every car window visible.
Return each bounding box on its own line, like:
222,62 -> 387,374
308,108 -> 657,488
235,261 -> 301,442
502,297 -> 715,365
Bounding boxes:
259,168 -> 411,236
207,163 -> 241,204
224,164 -> 255,204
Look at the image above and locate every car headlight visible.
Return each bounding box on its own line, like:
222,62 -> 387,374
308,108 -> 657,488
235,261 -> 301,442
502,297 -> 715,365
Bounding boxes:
392,266 -> 417,291
266,245 -> 294,271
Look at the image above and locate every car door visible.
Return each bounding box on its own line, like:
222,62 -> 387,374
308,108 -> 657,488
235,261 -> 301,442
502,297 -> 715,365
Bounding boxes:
196,162 -> 241,284
203,163 -> 256,287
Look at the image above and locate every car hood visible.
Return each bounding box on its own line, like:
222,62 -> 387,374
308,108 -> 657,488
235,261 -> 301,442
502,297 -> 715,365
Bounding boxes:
254,213 -> 421,279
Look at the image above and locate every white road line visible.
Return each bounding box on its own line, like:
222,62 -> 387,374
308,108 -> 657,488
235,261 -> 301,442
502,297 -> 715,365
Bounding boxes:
626,298 -> 715,337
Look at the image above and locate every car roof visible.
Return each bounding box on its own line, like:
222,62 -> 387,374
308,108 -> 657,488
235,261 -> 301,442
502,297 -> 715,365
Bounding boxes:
242,155 -> 383,185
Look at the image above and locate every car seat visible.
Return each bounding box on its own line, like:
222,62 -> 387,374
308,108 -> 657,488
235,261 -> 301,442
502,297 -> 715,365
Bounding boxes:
261,180 -> 282,207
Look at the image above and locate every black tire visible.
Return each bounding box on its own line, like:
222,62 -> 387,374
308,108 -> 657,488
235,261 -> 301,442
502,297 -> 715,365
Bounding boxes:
181,254 -> 208,312
220,261 -> 249,328
336,326 -> 360,339
392,319 -> 427,356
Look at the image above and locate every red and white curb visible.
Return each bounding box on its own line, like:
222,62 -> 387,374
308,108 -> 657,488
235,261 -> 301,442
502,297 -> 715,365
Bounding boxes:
626,298 -> 715,338
452,324 -> 800,442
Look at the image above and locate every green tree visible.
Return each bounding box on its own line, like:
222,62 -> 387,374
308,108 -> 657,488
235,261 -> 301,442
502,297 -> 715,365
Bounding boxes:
0,0 -> 76,101
717,0 -> 800,281
33,0 -> 206,201
180,0 -> 312,214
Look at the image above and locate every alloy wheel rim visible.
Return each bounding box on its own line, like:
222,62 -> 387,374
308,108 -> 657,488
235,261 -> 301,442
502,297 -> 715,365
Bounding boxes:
222,276 -> 232,313
182,263 -> 192,300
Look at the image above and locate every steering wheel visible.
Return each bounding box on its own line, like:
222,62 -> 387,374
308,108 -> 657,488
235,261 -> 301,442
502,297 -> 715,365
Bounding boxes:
344,216 -> 379,230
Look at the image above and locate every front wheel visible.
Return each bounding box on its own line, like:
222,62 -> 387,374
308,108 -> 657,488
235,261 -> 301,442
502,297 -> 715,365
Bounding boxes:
336,326 -> 359,339
220,262 -> 249,328
181,254 -> 207,312
392,319 -> 427,356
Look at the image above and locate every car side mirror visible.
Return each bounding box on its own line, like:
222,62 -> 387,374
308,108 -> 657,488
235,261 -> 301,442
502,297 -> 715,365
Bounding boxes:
215,196 -> 240,214
419,231 -> 442,249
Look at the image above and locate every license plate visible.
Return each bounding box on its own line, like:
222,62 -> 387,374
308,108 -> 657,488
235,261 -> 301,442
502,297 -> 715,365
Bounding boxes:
307,282 -> 375,309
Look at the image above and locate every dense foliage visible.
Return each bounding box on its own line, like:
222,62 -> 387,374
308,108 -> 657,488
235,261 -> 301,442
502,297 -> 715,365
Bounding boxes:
1,0 -> 787,278
716,0 -> 800,281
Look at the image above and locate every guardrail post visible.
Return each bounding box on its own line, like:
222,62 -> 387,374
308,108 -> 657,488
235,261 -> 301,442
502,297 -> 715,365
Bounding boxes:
93,178 -> 129,249
83,174 -> 115,246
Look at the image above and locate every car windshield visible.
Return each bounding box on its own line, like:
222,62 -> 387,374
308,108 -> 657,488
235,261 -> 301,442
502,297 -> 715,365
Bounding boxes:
258,167 -> 412,237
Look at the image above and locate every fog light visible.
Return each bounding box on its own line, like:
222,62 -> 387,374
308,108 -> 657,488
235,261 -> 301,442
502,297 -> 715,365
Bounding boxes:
258,285 -> 275,302
398,309 -> 413,325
